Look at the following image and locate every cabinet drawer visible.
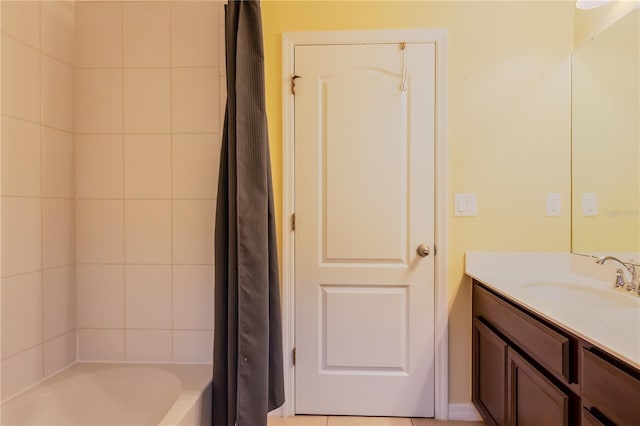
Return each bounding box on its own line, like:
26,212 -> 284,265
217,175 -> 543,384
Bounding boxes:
582,347 -> 640,425
473,283 -> 571,382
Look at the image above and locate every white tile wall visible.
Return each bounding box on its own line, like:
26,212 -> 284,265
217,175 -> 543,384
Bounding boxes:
125,265 -> 172,329
1,272 -> 43,358
74,2 -> 121,68
173,265 -> 214,330
75,69 -> 123,133
124,134 -> 171,199
41,55 -> 73,131
77,329 -> 124,361
173,200 -> 215,265
1,198 -> 42,277
125,330 -> 172,362
75,1 -> 222,364
123,68 -> 171,133
76,135 -> 124,199
40,1 -> 75,66
76,200 -> 124,264
172,67 -> 219,133
43,267 -> 76,339
1,345 -> 43,401
1,116 -> 41,197
172,133 -> 220,199
77,265 -> 125,329
1,1 -> 40,49
173,330 -> 213,363
1,2 -> 222,400
125,200 -> 172,264
1,34 -> 41,123
42,127 -> 74,198
171,2 -> 220,67
1,0 -> 76,401
43,331 -> 76,376
42,199 -> 75,269
123,2 -> 171,68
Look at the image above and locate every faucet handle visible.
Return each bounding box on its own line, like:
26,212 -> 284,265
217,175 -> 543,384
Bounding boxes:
628,262 -> 639,292
622,263 -> 637,291
615,269 -> 626,288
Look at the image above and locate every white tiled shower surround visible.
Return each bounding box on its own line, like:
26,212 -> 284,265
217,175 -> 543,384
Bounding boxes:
1,0 -> 225,401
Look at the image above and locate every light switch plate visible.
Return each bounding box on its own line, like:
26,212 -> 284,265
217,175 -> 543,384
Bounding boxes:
582,193 -> 598,216
454,193 -> 478,216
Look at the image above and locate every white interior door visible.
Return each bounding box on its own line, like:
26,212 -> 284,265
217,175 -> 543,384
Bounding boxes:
294,42 -> 436,417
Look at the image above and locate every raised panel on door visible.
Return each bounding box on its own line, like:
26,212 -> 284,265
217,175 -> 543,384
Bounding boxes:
294,42 -> 436,417
322,68 -> 409,264
322,286 -> 408,371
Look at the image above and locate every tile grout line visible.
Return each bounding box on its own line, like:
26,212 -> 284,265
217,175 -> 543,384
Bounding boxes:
1,112 -> 76,135
76,131 -> 220,136
169,0 -> 175,363
1,28 -> 74,69
73,0 -> 79,364
75,65 -> 219,71
120,1 -> 127,362
39,0 -> 46,380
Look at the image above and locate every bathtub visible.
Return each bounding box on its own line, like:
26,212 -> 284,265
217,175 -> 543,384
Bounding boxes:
1,363 -> 212,426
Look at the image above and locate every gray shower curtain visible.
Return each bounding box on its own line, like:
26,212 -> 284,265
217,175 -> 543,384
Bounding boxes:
213,1 -> 285,425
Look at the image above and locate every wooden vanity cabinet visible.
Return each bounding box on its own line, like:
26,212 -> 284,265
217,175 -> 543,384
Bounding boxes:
472,281 -> 578,425
473,280 -> 640,425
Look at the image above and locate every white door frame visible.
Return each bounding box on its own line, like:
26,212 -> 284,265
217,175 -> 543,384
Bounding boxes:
280,29 -> 449,420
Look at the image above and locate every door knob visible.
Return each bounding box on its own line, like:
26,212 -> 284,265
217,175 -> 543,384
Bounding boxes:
416,244 -> 430,257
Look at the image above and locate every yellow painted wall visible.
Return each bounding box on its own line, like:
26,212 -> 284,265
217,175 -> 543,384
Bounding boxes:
262,0 -> 573,405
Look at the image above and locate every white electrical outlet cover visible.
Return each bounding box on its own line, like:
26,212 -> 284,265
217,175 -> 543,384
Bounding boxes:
582,193 -> 598,216
546,193 -> 561,216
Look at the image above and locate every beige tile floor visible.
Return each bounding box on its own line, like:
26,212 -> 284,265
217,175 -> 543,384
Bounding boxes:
268,415 -> 485,426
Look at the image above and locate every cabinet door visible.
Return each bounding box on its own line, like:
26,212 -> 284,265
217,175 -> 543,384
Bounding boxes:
507,348 -> 569,426
473,318 -> 507,426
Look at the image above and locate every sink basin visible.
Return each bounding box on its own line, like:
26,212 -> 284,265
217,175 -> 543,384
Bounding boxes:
522,282 -> 640,310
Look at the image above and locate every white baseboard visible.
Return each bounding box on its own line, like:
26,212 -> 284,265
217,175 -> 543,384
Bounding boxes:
448,403 -> 483,421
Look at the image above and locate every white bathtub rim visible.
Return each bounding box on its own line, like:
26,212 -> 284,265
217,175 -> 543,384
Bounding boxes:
1,360 -> 213,405
1,362 -> 213,426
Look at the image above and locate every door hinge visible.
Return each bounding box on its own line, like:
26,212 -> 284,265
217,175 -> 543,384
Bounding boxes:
291,75 -> 301,95
434,245 -> 437,256
291,213 -> 296,231
292,347 -> 296,366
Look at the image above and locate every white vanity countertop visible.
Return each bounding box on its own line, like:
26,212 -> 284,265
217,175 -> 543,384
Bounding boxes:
466,252 -> 640,370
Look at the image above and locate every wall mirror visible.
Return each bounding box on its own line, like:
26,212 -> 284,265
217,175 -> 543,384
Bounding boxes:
572,8 -> 639,264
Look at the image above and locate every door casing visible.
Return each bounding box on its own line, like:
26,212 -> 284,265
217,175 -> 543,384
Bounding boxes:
280,28 -> 449,420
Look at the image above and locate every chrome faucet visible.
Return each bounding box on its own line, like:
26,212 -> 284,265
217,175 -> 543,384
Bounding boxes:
595,256 -> 638,293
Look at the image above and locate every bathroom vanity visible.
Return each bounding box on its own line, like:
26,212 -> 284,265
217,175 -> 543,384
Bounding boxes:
466,253 -> 640,426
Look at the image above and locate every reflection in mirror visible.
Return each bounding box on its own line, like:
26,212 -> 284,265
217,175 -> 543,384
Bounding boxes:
572,8 -> 639,264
